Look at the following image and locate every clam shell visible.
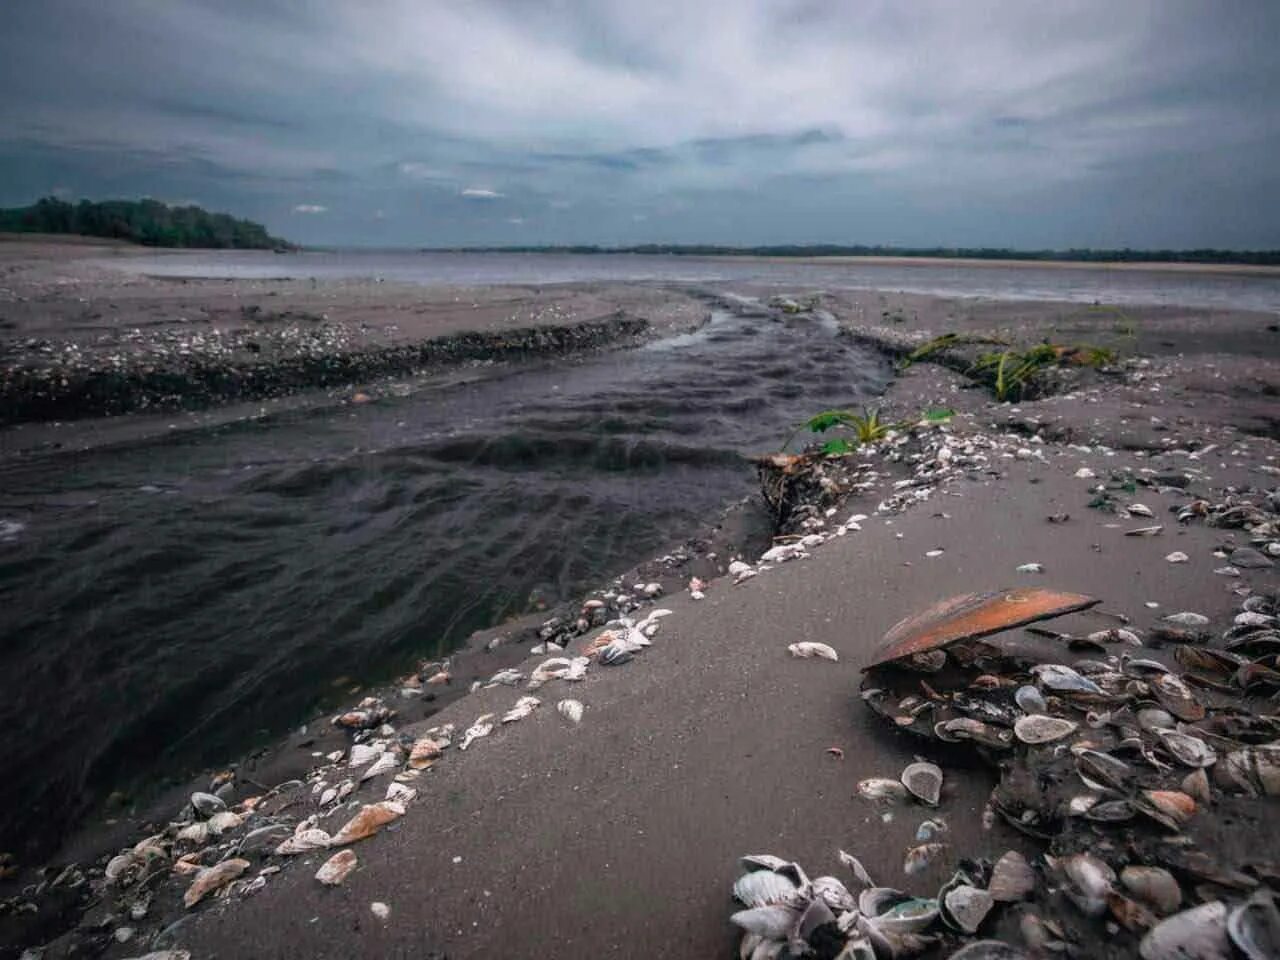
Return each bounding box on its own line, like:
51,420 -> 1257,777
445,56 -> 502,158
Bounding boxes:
858,778 -> 909,804
182,858 -> 250,908
1120,866 -> 1182,916
729,904 -> 799,939
1139,901 -> 1231,960
733,870 -> 798,908
315,849 -> 358,886
810,875 -> 856,913
274,828 -> 332,856
1014,714 -> 1078,744
1224,745 -> 1280,797
901,761 -> 943,806
330,801 -> 405,846
1227,889 -> 1280,960
1061,853 -> 1115,917
1014,685 -> 1047,713
1109,892 -> 1159,932
1157,730 -> 1217,768
988,850 -> 1035,902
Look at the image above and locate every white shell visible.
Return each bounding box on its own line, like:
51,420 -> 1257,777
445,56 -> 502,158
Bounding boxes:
557,699 -> 584,723
857,778 -> 909,804
1139,901 -> 1231,960
315,849 -> 358,886
787,641 -> 839,661
501,695 -> 541,723
1165,551 -> 1189,563
459,714 -> 496,750
901,761 -> 943,806
733,870 -> 798,908
1157,730 -> 1217,768
1014,714 -> 1078,744
359,751 -> 400,782
729,904 -> 800,939
1162,612 -> 1210,627
275,829 -> 332,855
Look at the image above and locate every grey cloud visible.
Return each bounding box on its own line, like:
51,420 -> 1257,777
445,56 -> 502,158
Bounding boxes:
0,0 -> 1277,247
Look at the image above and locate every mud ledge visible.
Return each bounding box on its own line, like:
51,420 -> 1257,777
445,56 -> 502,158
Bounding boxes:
0,313 -> 649,425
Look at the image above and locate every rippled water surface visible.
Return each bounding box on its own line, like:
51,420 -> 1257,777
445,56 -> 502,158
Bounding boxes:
98,250 -> 1280,311
0,308 -> 890,852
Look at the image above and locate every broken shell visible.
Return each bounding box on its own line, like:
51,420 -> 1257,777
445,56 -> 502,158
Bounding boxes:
788,641 -> 839,661
183,858 -> 250,908
1086,799 -> 1136,823
729,904 -> 800,939
939,869 -> 995,934
949,942 -> 1027,960
1227,889 -> 1280,960
408,736 -> 443,770
868,588 -> 1099,668
865,894 -> 939,934
903,843 -> 949,876
315,850 -> 357,886
915,819 -> 947,842
1128,503 -> 1156,517
190,792 -> 226,818
557,699 -> 584,723
206,811 -> 242,836
501,695 -> 541,723
858,778 -> 910,804
1014,714 -> 1078,744
1157,730 -> 1217,768
810,875 -> 856,913
1014,685 -> 1047,713
988,851 -> 1035,902
330,801 -> 405,846
900,761 -> 943,806
1109,892 -> 1159,933
1182,768 -> 1212,805
1224,746 -> 1280,797
359,751 -> 400,782
733,869 -> 798,908
275,829 -> 332,856
459,714 -> 495,750
1120,866 -> 1182,916
1139,901 -> 1231,960
1165,552 -> 1190,564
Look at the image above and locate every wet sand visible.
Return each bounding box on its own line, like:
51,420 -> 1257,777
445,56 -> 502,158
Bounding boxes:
3,241 -> 1279,958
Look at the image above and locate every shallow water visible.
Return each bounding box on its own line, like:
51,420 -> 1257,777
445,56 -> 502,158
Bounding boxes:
0,306 -> 890,854
98,249 -> 1280,311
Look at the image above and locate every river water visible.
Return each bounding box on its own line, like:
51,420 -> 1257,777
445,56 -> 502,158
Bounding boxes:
97,250 -> 1280,311
0,303 -> 891,855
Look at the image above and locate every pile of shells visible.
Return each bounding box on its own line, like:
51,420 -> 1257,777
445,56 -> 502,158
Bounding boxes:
841,585 -> 1280,958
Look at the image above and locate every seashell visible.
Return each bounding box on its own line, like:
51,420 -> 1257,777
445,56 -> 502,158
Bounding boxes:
370,901 -> 391,921
1230,547 -> 1275,570
941,883 -> 994,934
1182,767 -> 1212,805
1139,901 -> 1231,960
1014,714 -> 1078,744
787,641 -> 839,661
274,828 -> 332,855
988,851 -> 1035,902
183,858 -> 250,908
900,761 -> 943,806
810,875 -> 856,913
857,778 -> 909,804
949,942 -> 1027,960
866,894 -> 939,934
1224,746 -> 1280,797
105,852 -> 139,885
314,849 -> 358,887
1031,663 -> 1104,695
868,588 -> 1098,668
796,897 -> 836,940
940,717 -> 1014,749
1150,673 -> 1205,722
206,811 -> 242,836
1234,612 -> 1275,628
1136,707 -> 1175,732
1135,789 -> 1196,830
597,641 -> 635,665
459,714 -> 496,750
348,743 -> 381,768
1014,685 -> 1047,713
1109,892 -> 1159,932
1163,611 -> 1210,627
408,737 -> 442,770
1015,563 -> 1044,574
1060,853 -> 1116,917
1227,889 -> 1280,960
359,751 -> 401,782
729,904 -> 800,939
1157,730 -> 1217,768
1085,799 -> 1135,822
1076,749 -> 1131,791
740,854 -> 790,873
903,843 -> 949,876
176,822 -> 210,845
501,695 -> 541,723
557,699 -> 584,723
1068,793 -> 1101,816
1120,866 -> 1182,916
915,819 -> 947,842
838,850 -> 875,889
385,782 -> 416,805
733,869 -> 798,908
1128,503 -> 1156,517
1165,552 -> 1190,564
190,792 -> 226,818
330,801 -> 405,846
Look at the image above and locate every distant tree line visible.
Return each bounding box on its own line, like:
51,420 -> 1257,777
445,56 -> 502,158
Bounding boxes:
442,243 -> 1280,266
0,197 -> 293,250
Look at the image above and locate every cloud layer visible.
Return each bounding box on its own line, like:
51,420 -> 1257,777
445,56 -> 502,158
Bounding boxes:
1,0 -> 1277,247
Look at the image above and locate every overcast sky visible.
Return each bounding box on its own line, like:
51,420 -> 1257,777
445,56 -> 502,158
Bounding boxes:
1,0 -> 1277,248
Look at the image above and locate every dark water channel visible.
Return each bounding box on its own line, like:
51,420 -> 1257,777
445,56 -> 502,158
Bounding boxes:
0,304 -> 891,855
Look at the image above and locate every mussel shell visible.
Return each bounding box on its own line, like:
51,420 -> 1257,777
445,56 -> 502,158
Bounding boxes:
1139,901 -> 1231,960
1134,789 -> 1196,830
729,904 -> 800,939
1032,663 -> 1104,695
1014,685 -> 1047,713
940,717 -> 1015,750
1227,889 -> 1280,960
1157,730 -> 1218,768
867,895 -> 939,934
1076,749 -> 1132,791
1136,707 -> 1176,732
1151,673 -> 1206,722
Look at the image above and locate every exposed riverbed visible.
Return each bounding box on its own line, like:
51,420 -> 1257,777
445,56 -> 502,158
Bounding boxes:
0,303 -> 891,857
